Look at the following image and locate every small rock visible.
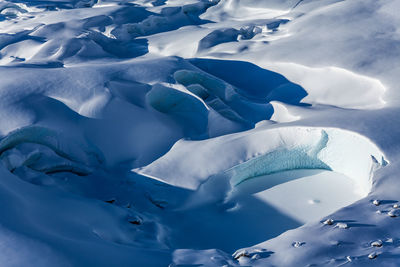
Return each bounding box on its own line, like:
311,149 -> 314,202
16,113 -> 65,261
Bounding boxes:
334,223 -> 349,229
330,240 -> 340,246
388,209 -> 400,217
105,199 -> 116,204
393,204 -> 399,209
371,240 -> 383,247
292,241 -> 305,248
368,252 -> 378,259
373,199 -> 380,206
386,238 -> 393,243
233,250 -> 250,260
128,219 -> 141,225
323,218 -> 334,225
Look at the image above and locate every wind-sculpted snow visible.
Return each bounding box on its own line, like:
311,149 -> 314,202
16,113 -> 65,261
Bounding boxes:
146,83 -> 209,134
1,0 -> 399,266
0,126 -> 104,166
0,0 -> 222,64
0,125 -> 174,265
262,62 -> 387,109
0,126 -> 106,184
174,68 -> 274,125
1,144 -> 93,177
138,127 -> 387,197
198,28 -> 240,51
188,58 -> 308,103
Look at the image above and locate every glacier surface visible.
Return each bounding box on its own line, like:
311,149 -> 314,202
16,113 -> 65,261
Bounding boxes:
0,0 -> 400,266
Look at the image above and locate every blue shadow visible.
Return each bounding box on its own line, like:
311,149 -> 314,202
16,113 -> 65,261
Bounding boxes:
189,58 -> 308,105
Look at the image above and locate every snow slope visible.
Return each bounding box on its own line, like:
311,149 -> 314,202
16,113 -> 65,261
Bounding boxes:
0,0 -> 400,266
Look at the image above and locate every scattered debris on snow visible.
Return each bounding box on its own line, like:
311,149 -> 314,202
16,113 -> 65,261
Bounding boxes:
292,241 -> 305,248
368,252 -> 378,259
388,209 -> 400,218
323,218 -> 334,225
371,240 -> 383,247
233,250 -> 250,260
373,199 -> 381,206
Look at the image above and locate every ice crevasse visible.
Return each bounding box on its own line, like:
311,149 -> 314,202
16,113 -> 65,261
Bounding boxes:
0,126 -> 105,178
137,127 -> 388,197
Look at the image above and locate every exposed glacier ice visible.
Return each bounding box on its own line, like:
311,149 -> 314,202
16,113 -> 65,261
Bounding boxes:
0,125 -> 104,166
146,83 -> 209,134
139,127 -> 387,197
0,0 -> 399,266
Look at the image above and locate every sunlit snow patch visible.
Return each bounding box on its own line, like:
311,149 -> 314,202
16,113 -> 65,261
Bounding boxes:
228,169 -> 367,223
262,63 -> 387,109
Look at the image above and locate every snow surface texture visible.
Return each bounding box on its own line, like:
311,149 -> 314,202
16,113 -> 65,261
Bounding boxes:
0,0 -> 400,266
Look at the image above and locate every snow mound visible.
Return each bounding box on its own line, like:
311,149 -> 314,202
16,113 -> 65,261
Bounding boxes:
0,125 -> 105,184
265,62 -> 387,109
174,68 -> 273,125
137,126 -> 387,197
0,126 -> 104,166
146,83 -> 209,134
